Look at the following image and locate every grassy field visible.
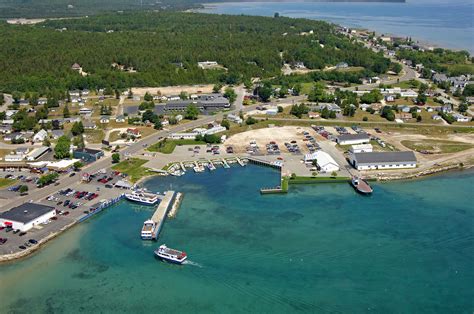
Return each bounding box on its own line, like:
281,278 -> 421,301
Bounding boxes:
401,139 -> 474,154
84,129 -> 105,144
147,139 -> 206,154
0,178 -> 16,188
112,158 -> 151,183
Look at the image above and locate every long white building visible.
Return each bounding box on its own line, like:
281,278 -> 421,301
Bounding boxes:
350,151 -> 417,170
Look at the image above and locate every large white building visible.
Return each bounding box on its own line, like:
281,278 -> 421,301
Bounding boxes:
350,151 -> 417,170
349,144 -> 373,154
0,203 -> 56,231
336,133 -> 370,146
304,151 -> 340,173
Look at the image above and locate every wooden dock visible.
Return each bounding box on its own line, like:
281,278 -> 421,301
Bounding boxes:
150,191 -> 175,239
247,157 -> 282,169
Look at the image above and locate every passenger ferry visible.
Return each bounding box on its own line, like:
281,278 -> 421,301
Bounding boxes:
141,220 -> 157,240
351,176 -> 373,195
154,245 -> 187,264
124,190 -> 160,205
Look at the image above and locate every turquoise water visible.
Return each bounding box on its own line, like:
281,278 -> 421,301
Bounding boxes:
198,0 -> 474,53
0,165 -> 473,313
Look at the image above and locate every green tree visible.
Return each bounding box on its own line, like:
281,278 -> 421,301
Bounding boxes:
43,138 -> 51,147
71,121 -> 84,135
213,83 -> 223,93
221,119 -> 230,130
12,91 -> 21,103
112,153 -> 120,163
277,106 -> 283,113
256,82 -> 273,102
54,135 -> 71,159
0,93 -> 4,105
19,185 -> 29,194
458,103 -> 468,113
144,92 -> 153,101
179,91 -> 188,100
73,161 -> 84,170
246,116 -> 257,125
462,84 -> 474,97
224,87 -> 237,104
63,104 -> 70,118
185,104 -> 199,120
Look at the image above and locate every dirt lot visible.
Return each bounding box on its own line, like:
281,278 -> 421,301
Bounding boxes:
368,128 -> 474,169
225,126 -> 316,154
131,85 -> 214,96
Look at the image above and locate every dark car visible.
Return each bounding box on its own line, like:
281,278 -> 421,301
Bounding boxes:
28,239 -> 38,244
19,245 -> 26,250
0,238 -> 7,244
63,211 -> 70,216
64,200 -> 71,206
19,231 -> 27,236
105,184 -> 113,189
69,172 -> 76,177
13,229 -> 20,234
57,201 -> 63,206
5,227 -> 13,232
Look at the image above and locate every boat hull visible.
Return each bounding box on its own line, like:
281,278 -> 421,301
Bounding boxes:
154,253 -> 187,264
124,196 -> 158,205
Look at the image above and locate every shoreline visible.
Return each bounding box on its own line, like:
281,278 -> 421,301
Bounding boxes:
1,161 -> 472,263
196,2 -> 472,53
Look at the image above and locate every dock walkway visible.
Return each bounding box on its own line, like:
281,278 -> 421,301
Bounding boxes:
150,191 -> 175,239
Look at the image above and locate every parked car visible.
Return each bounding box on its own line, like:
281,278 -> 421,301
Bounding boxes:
18,245 -> 26,250
28,239 -> 38,244
13,229 -> 20,234
0,238 -> 7,245
19,231 -> 27,236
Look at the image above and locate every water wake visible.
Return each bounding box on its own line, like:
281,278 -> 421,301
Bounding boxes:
183,260 -> 203,268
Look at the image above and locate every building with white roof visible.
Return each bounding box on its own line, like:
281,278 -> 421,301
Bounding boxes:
349,144 -> 373,154
304,151 -> 340,173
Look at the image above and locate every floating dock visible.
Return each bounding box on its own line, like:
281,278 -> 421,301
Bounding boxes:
222,159 -> 230,169
150,191 -> 176,239
236,157 -> 245,167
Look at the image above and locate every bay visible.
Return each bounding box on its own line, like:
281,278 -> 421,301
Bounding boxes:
0,165 -> 473,313
197,0 -> 474,53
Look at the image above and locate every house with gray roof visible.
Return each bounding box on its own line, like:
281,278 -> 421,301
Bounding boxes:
350,151 -> 417,170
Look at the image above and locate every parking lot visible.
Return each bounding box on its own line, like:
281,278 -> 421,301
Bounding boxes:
0,169 -> 129,256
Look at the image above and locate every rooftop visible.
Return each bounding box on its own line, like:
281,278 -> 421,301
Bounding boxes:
353,151 -> 417,165
0,203 -> 55,224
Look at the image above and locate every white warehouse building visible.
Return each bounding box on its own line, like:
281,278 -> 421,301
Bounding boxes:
304,151 -> 340,173
349,144 -> 373,154
350,151 -> 417,170
336,133 -> 370,146
0,203 -> 56,232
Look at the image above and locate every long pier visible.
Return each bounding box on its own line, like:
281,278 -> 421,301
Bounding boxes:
150,191 -> 176,239
247,157 -> 282,169
167,192 -> 184,218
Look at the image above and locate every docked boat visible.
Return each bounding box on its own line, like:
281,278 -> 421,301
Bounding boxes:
207,163 -> 216,171
351,176 -> 373,195
141,219 -> 157,240
124,190 -> 160,205
154,244 -> 187,264
193,165 -> 205,173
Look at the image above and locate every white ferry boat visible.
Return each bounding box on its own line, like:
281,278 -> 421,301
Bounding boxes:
124,190 -> 159,205
154,244 -> 187,264
141,219 -> 157,240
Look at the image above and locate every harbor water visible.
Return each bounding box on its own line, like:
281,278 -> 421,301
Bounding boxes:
0,165 -> 473,313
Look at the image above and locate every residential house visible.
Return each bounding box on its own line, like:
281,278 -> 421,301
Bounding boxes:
115,115 -> 126,123
432,115 -> 442,121
33,129 -> 48,143
336,62 -> 349,69
83,121 -> 97,130
126,128 -> 142,138
432,73 -> 448,84
452,113 -> 471,122
99,116 -> 110,124
51,129 -> 65,139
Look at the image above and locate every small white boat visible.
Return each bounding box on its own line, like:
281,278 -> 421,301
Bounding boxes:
154,244 -> 187,264
207,163 -> 216,171
124,190 -> 159,205
193,165 -> 205,173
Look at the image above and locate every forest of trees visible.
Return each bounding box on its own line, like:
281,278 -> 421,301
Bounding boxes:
0,12 -> 391,94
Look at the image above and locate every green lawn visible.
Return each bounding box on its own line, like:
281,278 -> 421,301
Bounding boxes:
112,158 -> 151,183
288,176 -> 350,184
147,139 -> 206,154
0,178 -> 16,189
401,139 -> 474,154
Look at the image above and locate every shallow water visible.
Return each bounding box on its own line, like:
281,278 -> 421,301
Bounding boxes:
0,165 -> 473,313
198,0 -> 474,53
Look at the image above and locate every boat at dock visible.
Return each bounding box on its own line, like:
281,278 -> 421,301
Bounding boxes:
154,244 -> 187,264
124,190 -> 160,205
351,177 -> 373,195
207,163 -> 216,171
193,165 -> 205,173
141,220 -> 157,240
